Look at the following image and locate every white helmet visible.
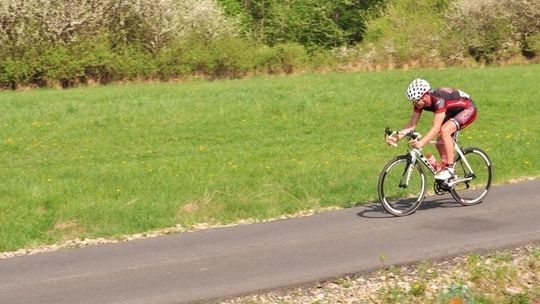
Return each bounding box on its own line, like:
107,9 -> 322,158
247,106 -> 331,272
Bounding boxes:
406,78 -> 430,101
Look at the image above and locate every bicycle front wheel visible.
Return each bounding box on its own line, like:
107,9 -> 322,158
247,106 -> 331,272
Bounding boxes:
378,156 -> 427,216
451,147 -> 493,206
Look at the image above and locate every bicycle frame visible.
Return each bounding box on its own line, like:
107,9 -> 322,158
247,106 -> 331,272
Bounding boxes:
400,132 -> 475,188
380,127 -> 493,215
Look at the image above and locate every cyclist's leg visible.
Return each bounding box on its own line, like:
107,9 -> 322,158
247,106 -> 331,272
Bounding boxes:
435,135 -> 446,168
434,121 -> 458,180
454,106 -> 477,130
440,121 -> 459,170
445,105 -> 478,162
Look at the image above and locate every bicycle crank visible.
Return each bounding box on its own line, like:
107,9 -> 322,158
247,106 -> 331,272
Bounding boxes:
434,180 -> 449,195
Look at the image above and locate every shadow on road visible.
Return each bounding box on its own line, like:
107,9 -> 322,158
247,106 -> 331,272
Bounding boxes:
356,197 -> 461,218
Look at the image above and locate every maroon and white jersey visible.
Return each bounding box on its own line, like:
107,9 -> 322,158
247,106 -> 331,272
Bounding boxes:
415,88 -> 478,129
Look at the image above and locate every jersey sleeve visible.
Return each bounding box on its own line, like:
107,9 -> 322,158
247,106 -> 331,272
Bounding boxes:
433,97 -> 446,113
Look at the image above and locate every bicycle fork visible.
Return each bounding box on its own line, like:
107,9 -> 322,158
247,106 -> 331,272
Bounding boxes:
399,154 -> 417,188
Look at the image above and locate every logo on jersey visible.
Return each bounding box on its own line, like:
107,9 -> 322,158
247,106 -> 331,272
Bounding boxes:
458,90 -> 471,99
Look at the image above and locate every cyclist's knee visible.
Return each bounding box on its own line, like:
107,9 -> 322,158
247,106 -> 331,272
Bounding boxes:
440,122 -> 457,136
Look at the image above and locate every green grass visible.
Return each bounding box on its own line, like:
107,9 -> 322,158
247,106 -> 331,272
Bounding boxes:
1,65 -> 539,251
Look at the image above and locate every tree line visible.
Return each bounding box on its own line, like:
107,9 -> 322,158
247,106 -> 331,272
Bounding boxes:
0,0 -> 538,89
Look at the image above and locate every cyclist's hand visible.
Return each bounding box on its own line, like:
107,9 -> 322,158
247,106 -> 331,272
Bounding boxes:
385,134 -> 398,146
410,139 -> 423,149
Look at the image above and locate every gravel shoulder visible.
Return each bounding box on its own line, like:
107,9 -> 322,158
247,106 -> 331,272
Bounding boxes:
222,243 -> 540,304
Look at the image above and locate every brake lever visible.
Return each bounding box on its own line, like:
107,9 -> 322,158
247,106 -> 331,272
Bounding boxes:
384,127 -> 399,147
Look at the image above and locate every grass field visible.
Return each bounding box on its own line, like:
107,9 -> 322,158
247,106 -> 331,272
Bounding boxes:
1,65 -> 539,252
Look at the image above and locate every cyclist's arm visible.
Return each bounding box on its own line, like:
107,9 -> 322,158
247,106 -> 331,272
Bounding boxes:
396,111 -> 422,141
417,112 -> 445,146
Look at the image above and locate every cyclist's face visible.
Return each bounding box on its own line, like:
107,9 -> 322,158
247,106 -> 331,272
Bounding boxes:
413,93 -> 429,109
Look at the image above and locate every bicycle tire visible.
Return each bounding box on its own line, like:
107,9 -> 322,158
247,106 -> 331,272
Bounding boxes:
378,156 -> 427,216
450,147 -> 493,206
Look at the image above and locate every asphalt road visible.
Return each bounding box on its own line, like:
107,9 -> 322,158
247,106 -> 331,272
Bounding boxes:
1,179 -> 539,304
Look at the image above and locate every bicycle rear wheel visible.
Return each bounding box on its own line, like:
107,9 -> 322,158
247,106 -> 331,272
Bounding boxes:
450,147 -> 493,206
378,156 -> 427,216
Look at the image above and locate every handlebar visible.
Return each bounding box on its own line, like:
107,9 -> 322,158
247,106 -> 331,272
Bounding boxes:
384,127 -> 422,142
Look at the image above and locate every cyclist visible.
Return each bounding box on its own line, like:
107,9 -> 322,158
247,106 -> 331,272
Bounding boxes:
386,78 -> 477,181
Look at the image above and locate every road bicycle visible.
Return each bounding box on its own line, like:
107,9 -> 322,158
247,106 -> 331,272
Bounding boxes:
378,128 -> 493,216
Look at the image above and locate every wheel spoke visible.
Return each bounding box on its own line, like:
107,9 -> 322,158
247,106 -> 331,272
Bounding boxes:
450,148 -> 492,206
378,158 -> 426,216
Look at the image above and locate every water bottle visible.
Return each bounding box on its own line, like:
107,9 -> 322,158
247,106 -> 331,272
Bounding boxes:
426,152 -> 440,171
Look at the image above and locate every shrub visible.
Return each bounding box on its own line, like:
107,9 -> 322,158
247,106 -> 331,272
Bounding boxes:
156,45 -> 194,79
309,49 -> 339,71
525,33 -> 540,57
358,0 -> 463,68
355,0 -> 539,68
0,56 -> 36,89
73,35 -> 118,84
251,43 -> 308,75
121,47 -> 158,80
207,37 -> 257,78
39,45 -> 85,88
253,46 -> 280,74
446,0 -> 540,62
165,37 -> 217,78
156,35 -> 263,80
0,0 -> 239,88
446,0 -> 516,63
504,0 -> 540,58
273,43 -> 308,74
217,0 -> 387,49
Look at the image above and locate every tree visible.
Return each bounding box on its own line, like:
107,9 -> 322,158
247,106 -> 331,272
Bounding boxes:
216,0 -> 387,49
